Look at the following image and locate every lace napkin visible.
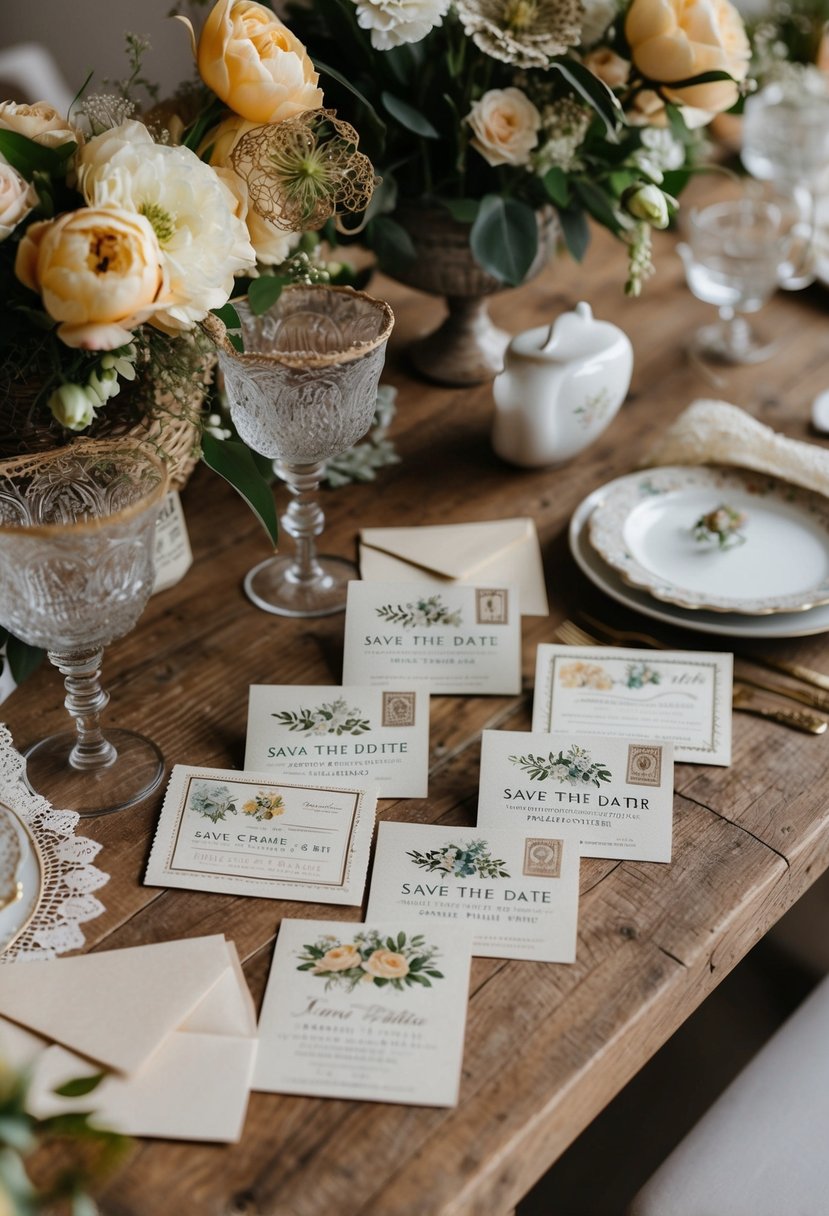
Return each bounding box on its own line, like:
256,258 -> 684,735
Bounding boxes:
642,400 -> 829,496
0,724 -> 108,963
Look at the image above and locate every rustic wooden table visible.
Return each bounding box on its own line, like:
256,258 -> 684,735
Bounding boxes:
9,218 -> 829,1216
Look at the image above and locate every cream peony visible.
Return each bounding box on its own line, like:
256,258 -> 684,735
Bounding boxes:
625,0 -> 751,114
352,0 -> 450,50
361,949 -> 410,980
314,945 -> 362,972
0,163 -> 37,240
77,121 -> 255,332
196,0 -> 323,124
466,87 -> 542,168
202,116 -> 300,266
0,100 -> 80,148
15,207 -> 163,350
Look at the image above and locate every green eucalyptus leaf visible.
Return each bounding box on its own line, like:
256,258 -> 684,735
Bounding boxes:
575,181 -> 623,233
247,276 -> 290,317
470,195 -> 538,286
550,59 -> 622,139
200,433 -> 278,546
366,216 -> 417,274
54,1073 -> 107,1099
439,197 -> 480,223
543,167 -> 571,209
0,131 -> 76,179
558,206 -> 591,262
6,635 -> 44,686
380,92 -> 438,138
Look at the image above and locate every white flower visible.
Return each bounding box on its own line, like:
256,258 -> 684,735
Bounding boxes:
351,0 -> 450,49
48,383 -> 95,431
580,0 -> 621,46
466,87 -> 541,168
624,183 -> 670,228
0,162 -> 38,241
639,127 -> 685,172
77,120 -> 256,333
552,763 -> 571,781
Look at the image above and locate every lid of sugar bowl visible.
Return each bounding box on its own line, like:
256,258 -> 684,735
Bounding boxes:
507,302 -> 627,363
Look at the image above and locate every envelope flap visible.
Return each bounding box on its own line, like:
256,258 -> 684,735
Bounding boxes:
180,941 -> 257,1037
360,519 -> 531,579
0,935 -> 232,1074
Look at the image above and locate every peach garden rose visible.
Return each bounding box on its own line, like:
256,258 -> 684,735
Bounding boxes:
0,163 -> 37,241
314,944 -> 362,972
625,0 -> 751,114
361,949 -> 410,980
465,87 -> 542,168
0,100 -> 80,148
196,0 -> 323,124
14,207 -> 163,350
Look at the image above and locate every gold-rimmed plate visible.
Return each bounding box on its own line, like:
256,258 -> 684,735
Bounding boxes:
0,803 -> 43,955
588,466 -> 829,615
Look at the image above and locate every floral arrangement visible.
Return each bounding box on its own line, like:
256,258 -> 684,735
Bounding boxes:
272,696 -> 371,735
509,743 -> 612,785
693,502 -> 747,549
296,929 -> 444,992
407,838 -> 510,878
624,660 -> 661,687
0,0 -> 376,519
289,0 -> 751,294
558,659 -> 614,689
241,790 -> 285,819
375,593 -> 463,628
189,780 -> 240,822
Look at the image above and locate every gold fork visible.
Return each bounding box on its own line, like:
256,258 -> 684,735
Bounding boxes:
553,620 -> 829,735
568,616 -> 829,714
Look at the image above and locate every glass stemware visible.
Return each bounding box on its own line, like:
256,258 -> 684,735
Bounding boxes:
742,84 -> 829,289
678,198 -> 795,364
209,285 -> 394,618
0,442 -> 168,816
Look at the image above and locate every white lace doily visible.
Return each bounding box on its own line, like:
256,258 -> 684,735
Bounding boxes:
0,724 -> 108,962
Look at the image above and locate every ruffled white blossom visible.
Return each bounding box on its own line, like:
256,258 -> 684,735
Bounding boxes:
77,120 -> 256,333
351,0 -> 450,49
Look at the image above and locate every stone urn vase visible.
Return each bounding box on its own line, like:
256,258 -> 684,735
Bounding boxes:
388,203 -> 559,386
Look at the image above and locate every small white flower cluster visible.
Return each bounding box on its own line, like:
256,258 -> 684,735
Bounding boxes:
630,127 -> 686,183
533,98 -> 592,175
47,344 -> 139,431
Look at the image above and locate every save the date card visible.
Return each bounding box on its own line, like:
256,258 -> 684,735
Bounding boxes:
477,730 -> 674,863
253,918 -> 472,1106
366,822 -> 580,963
342,581 -> 521,695
144,766 -> 376,905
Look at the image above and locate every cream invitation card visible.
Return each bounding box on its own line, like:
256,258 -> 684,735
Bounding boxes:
478,730 -> 674,862
254,917 -> 472,1106
145,766 -> 376,905
244,685 -> 429,798
366,822 -> 580,962
533,645 -> 732,765
342,581 -> 521,695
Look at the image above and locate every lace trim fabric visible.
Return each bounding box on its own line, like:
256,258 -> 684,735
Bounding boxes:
0,723 -> 108,962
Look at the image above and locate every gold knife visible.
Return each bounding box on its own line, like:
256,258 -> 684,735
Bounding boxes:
732,686 -> 828,734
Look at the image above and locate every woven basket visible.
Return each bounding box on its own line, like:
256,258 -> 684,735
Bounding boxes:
0,337 -> 215,493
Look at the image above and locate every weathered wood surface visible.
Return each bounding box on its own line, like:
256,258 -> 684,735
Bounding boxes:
7,216 -> 829,1216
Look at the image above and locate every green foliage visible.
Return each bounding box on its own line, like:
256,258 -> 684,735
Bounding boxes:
200,433 -> 279,547
470,195 -> 538,286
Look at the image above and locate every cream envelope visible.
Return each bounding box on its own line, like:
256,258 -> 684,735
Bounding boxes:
0,935 -> 257,1143
359,518 -> 549,616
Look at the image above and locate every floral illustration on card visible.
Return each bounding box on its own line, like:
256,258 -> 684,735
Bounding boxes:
407,839 -> 510,879
272,696 -> 370,735
241,791 -> 285,821
296,929 -> 444,993
574,387 -> 611,430
624,662 -> 661,689
375,594 -> 462,629
558,661 -> 614,691
508,744 -> 612,787
188,782 -> 238,823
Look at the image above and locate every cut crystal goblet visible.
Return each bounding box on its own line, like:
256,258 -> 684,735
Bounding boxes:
208,284 -> 394,618
0,442 -> 168,816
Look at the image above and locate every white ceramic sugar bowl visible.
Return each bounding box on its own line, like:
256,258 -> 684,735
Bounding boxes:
491,302 -> 633,467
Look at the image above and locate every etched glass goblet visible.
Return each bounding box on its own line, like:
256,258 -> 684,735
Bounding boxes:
0,442 -> 168,816
208,284 -> 394,618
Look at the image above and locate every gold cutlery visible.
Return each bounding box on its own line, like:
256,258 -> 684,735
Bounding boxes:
553,620 -> 829,734
577,611 -> 829,695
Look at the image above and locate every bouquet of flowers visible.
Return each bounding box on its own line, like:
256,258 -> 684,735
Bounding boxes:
0,0 -> 376,516
290,0 -> 751,294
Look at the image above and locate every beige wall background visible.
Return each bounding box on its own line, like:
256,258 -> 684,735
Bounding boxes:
2,1 -> 195,106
